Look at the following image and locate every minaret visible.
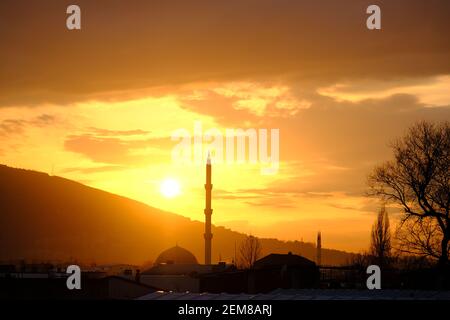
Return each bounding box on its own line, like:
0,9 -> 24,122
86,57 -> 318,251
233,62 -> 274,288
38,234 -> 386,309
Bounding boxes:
204,153 -> 213,265
316,231 -> 322,266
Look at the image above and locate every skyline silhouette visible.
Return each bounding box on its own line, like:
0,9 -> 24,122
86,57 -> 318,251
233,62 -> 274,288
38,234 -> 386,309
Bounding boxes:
0,164 -> 353,266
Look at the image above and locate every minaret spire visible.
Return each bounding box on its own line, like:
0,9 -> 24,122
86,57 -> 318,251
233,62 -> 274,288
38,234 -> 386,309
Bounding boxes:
317,231 -> 322,266
204,152 -> 213,265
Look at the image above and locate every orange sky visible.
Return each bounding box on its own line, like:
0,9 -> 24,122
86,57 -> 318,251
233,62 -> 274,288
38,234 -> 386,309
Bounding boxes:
0,0 -> 449,252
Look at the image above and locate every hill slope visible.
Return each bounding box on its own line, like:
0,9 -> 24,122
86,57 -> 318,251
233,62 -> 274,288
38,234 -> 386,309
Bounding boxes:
0,165 -> 354,265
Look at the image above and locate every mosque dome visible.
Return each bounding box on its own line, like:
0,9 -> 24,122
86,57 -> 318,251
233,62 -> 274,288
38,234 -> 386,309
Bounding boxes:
155,246 -> 198,265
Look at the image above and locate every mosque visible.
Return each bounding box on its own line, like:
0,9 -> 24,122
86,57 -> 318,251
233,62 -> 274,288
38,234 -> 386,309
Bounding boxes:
139,154 -> 231,291
154,245 -> 199,265
150,152 -> 213,267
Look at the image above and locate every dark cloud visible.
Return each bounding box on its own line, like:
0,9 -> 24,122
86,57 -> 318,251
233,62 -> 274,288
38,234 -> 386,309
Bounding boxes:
278,96 -> 450,196
277,94 -> 450,164
0,0 -> 448,107
0,114 -> 56,136
0,119 -> 26,135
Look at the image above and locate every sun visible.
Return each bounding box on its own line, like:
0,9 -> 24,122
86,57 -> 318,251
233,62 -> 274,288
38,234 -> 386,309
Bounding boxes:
160,178 -> 181,198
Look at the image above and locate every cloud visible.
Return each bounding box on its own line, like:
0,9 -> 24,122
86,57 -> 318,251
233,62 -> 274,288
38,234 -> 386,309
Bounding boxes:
64,135 -> 138,163
63,131 -> 173,164
327,203 -> 362,212
0,0 -> 449,107
61,165 -> 127,174
0,119 -> 26,135
244,198 -> 297,209
87,127 -> 151,137
215,185 -> 334,209
179,82 -> 309,127
317,75 -> 450,106
0,114 -> 56,136
177,84 -> 450,170
198,92 -> 449,206
214,187 -> 296,209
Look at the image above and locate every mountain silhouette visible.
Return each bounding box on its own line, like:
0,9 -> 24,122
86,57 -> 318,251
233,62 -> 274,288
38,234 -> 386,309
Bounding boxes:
0,165 -> 354,266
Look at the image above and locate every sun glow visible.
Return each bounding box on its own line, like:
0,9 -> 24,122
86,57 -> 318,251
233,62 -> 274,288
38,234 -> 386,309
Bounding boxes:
160,178 -> 181,198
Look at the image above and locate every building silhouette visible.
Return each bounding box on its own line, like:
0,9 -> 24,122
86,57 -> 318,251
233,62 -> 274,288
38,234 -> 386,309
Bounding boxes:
317,231 -> 322,266
204,153 -> 213,265
154,245 -> 198,265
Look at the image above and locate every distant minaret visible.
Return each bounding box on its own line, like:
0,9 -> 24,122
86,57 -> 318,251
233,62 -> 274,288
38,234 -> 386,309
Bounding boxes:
204,153 -> 213,265
316,231 -> 322,266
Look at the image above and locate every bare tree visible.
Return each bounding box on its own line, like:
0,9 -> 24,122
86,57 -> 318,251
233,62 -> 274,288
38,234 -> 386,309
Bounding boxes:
368,121 -> 450,265
238,235 -> 262,269
370,205 -> 391,268
396,216 -> 446,260
349,251 -> 371,271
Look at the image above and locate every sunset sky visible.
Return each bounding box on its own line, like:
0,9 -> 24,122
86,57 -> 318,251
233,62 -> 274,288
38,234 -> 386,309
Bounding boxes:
0,0 -> 449,252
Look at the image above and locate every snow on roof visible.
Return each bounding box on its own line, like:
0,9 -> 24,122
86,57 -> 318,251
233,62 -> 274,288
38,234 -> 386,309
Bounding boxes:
137,289 -> 450,300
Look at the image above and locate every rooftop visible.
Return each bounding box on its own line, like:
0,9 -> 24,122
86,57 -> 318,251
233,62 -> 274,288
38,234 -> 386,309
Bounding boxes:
137,289 -> 450,300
